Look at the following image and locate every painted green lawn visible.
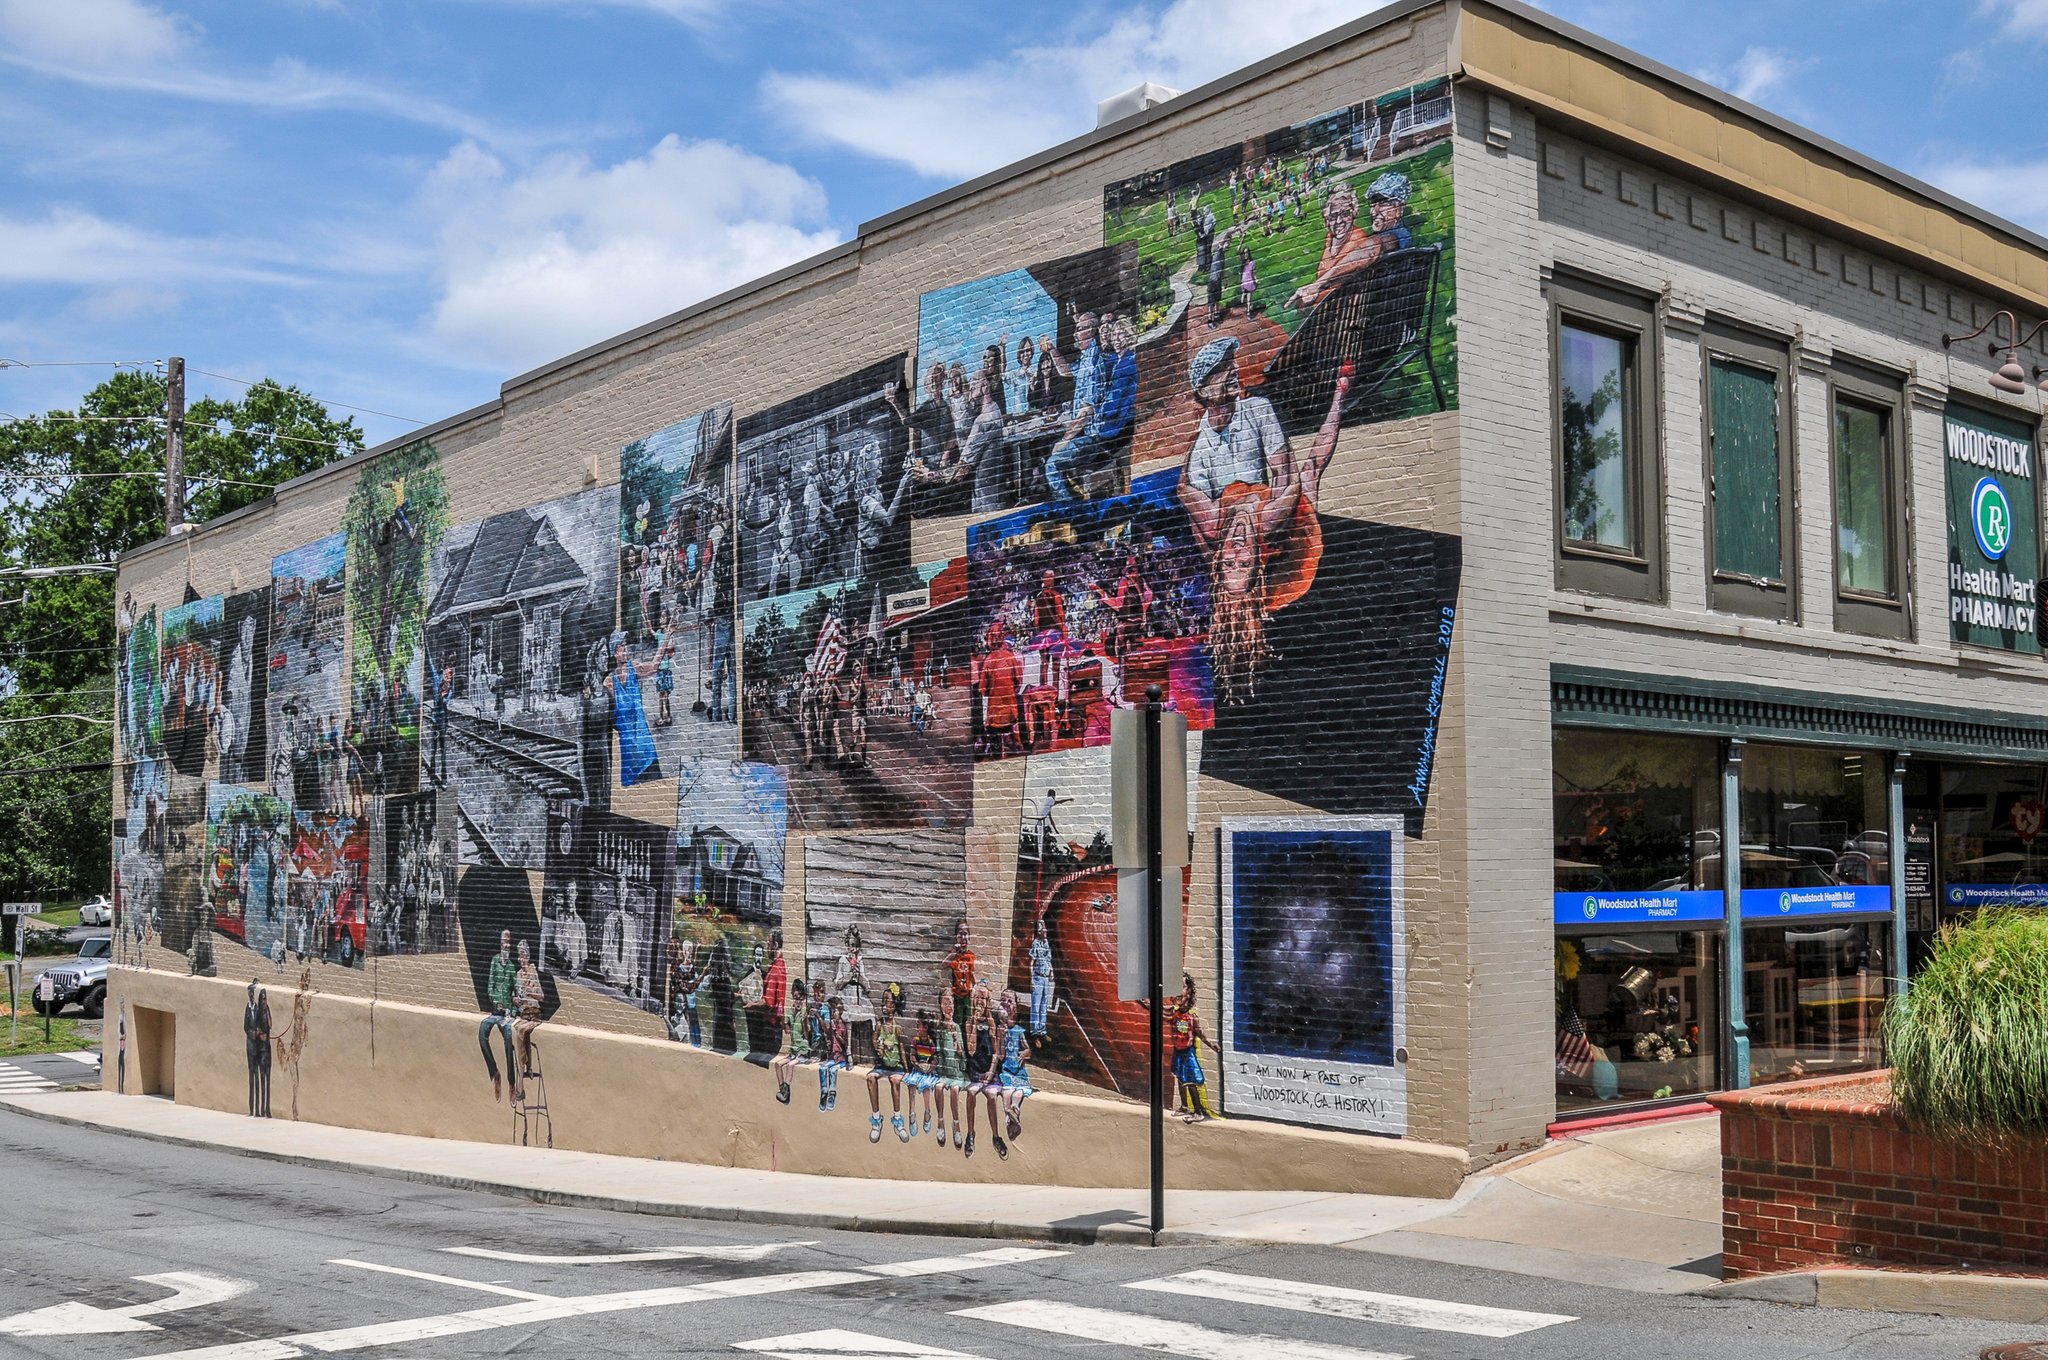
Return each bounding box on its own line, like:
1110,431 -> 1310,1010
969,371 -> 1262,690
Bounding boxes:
1106,139 -> 1458,416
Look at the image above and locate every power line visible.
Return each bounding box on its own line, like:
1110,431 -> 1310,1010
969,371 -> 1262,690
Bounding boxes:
190,368 -> 420,426
0,359 -> 158,371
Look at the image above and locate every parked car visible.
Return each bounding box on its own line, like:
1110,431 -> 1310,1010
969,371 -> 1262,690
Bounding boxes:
32,933 -> 111,1018
77,895 -> 112,927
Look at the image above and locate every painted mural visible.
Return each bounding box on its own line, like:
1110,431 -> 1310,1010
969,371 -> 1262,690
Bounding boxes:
967,466 -> 1214,757
425,485 -> 618,866
203,785 -> 291,964
125,69 -> 1465,1165
267,533 -> 348,812
285,809 -> 370,969
1103,76 -> 1457,463
540,805 -> 675,1016
736,357 -> 916,603
216,586 -> 272,787
741,557 -> 973,830
378,790 -> 456,955
1220,816 -> 1407,1134
911,245 -> 1140,514
619,404 -> 739,780
1003,742 -> 1197,1100
669,757 -> 787,1051
346,438 -> 451,799
160,594 -> 223,779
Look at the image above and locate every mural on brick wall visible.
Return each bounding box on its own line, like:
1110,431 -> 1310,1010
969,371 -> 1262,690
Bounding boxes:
619,404 -> 739,781
216,587 -> 272,787
741,557 -> 973,830
378,790 -> 456,955
346,439 -> 451,799
122,71 -> 1465,1160
268,533 -> 348,812
160,594 -> 223,779
204,785 -> 291,966
1220,816 -> 1407,1134
967,466 -> 1214,758
1004,742 -> 1197,1100
541,804 -> 676,1017
1103,76 -> 1456,465
669,756 -> 787,1051
911,245 -> 1140,515
737,357 -> 916,602
285,809 -> 370,969
426,485 -> 618,866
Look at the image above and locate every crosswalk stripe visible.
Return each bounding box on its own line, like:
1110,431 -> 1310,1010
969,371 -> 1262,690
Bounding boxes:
735,1329 -> 987,1359
953,1301 -> 1410,1360
862,1248 -> 1064,1278
1125,1270 -> 1576,1338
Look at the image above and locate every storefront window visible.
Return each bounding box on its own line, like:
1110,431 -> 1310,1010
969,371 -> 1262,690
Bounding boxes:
1554,731 -> 1720,892
1555,731 -> 1724,1112
1935,762 -> 2048,916
1738,744 -> 1892,1086
1556,931 -> 1722,1111
1736,743 -> 1889,889
1744,922 -> 1887,1086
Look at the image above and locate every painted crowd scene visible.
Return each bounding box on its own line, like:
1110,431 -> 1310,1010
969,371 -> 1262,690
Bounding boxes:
114,76 -> 1463,1148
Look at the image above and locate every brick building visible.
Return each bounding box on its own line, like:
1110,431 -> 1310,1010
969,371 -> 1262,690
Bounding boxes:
107,0 -> 2048,1193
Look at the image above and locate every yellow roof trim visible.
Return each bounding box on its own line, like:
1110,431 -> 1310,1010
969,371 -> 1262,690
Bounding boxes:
1458,3 -> 2048,312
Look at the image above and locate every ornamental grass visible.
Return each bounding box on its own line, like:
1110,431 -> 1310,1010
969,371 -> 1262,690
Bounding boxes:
1883,908 -> 2048,1136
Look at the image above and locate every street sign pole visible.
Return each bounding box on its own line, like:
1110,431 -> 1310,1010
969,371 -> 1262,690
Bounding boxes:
1144,684 -> 1165,1240
2,903 -> 38,1050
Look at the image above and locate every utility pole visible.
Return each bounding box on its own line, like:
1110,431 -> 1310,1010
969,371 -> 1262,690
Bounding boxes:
164,355 -> 186,532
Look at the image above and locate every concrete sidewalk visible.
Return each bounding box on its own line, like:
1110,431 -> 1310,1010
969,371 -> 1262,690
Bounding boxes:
0,1085 -> 1722,1294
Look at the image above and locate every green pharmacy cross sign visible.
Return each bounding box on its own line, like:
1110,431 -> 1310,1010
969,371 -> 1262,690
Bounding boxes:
1946,405 -> 2040,653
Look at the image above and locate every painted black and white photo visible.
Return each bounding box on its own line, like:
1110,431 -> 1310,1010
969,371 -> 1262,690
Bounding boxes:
216,586 -> 271,787
376,790 -> 456,956
268,534 -> 348,813
736,357 -> 916,604
424,485 -> 619,868
540,803 -> 674,1015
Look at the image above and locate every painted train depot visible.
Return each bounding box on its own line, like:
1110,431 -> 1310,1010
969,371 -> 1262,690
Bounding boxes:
107,0 -> 2048,1195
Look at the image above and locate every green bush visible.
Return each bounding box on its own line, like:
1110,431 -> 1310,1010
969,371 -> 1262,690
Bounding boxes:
1883,909 -> 2048,1135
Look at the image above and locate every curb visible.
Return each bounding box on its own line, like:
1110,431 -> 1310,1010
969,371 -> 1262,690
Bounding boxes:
1705,1269 -> 2048,1324
0,1095 -> 1182,1248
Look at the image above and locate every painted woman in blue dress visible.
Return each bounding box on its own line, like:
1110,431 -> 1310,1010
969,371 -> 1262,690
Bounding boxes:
603,634 -> 661,787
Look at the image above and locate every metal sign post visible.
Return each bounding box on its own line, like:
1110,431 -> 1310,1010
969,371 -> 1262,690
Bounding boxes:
2,903 -> 36,1050
1111,686 -> 1187,1240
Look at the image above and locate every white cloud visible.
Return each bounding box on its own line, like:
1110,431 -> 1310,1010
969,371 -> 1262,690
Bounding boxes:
420,134 -> 842,373
1697,46 -> 1808,106
1982,0 -> 2048,39
0,208 -> 302,288
0,0 -> 504,142
1929,159 -> 2048,235
764,0 -> 1378,181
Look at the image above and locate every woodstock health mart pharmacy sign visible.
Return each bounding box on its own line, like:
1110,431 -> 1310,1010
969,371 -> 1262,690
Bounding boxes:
1947,404 -> 2040,654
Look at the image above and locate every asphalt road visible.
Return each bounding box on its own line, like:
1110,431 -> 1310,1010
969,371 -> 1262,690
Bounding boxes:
0,1105 -> 2036,1360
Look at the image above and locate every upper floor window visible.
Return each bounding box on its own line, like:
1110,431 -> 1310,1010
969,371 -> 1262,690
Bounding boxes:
1703,325 -> 1794,619
1830,364 -> 1908,639
1552,276 -> 1660,600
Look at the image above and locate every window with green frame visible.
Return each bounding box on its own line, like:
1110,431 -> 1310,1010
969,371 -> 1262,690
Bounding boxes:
1704,328 -> 1793,618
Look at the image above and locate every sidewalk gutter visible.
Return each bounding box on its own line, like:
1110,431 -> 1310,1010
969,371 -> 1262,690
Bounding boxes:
1706,1270 -> 2048,1325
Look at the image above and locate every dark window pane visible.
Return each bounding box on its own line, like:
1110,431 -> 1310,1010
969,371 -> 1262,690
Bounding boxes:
1559,324 -> 1633,551
1710,357 -> 1782,580
1553,730 -> 1720,892
1834,399 -> 1891,596
1745,924 -> 1887,1087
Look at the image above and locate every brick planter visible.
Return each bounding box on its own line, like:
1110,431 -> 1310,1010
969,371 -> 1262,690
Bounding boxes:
1708,1071 -> 2048,1278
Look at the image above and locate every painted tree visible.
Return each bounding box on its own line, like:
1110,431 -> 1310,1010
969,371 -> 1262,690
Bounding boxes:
341,440 -> 450,796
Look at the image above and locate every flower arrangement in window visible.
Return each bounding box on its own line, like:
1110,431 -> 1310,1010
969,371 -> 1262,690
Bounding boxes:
1630,1022 -> 1695,1064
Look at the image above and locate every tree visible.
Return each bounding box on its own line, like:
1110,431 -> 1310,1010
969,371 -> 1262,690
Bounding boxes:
0,369 -> 364,898
341,439 -> 449,794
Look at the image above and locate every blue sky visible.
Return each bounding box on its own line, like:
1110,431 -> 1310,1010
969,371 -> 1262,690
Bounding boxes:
3,0 -> 2046,452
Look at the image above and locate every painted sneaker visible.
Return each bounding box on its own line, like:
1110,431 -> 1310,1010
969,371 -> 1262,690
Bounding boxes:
934,1120 -> 947,1147
1006,1113 -> 1021,1141
828,1090 -> 838,1112
994,1134 -> 1009,1161
953,1127 -> 963,1150
777,1083 -> 791,1105
922,1113 -> 932,1135
892,1114 -> 909,1143
869,1113 -> 883,1144
964,1133 -> 975,1159
819,1094 -> 829,1112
